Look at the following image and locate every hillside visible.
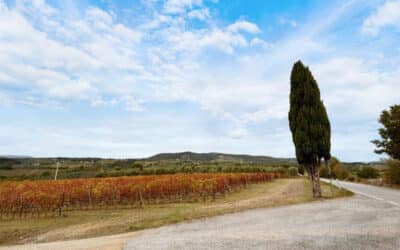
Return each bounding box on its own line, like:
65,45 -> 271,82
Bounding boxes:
147,152 -> 296,164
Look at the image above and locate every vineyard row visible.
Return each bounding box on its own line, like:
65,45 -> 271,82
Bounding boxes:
0,173 -> 282,219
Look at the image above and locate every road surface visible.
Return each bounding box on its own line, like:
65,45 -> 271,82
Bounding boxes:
325,179 -> 400,206
124,180 -> 400,250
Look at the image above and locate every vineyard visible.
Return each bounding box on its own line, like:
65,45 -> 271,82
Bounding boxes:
0,172 -> 282,219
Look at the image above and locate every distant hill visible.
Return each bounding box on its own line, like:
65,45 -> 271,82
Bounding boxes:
146,151 -> 296,164
0,155 -> 32,159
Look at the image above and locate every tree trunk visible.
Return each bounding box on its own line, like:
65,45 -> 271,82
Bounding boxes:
305,163 -> 322,198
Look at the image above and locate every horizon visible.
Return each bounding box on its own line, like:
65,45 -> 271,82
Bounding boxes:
1,0 -> 399,161
0,151 -> 385,163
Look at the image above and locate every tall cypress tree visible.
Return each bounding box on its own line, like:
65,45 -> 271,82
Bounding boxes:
289,60 -> 331,198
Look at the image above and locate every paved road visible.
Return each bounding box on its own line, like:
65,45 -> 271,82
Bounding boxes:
125,180 -> 400,250
324,179 -> 400,206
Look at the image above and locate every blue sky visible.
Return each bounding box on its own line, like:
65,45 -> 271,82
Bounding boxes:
0,0 -> 399,161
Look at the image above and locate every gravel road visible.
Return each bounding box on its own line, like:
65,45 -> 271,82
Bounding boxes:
125,180 -> 400,250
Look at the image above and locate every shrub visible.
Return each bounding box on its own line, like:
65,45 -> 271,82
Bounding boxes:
287,167 -> 298,177
357,166 -> 379,179
127,169 -> 141,176
41,171 -> 51,177
95,172 -> 107,178
346,175 -> 357,182
132,163 -> 143,170
275,167 -> 287,175
386,159 -> 400,185
335,168 -> 350,180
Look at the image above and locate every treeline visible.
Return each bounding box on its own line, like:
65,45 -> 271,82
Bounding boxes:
318,157 -> 400,186
95,164 -> 297,178
0,159 -> 298,181
319,157 -> 381,181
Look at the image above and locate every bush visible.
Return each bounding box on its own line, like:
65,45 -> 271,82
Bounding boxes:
132,163 -> 144,171
335,168 -> 350,180
287,167 -> 298,177
386,159 -> 400,185
95,172 -> 107,178
357,166 -> 379,179
41,171 -> 51,177
346,175 -> 357,182
275,167 -> 287,175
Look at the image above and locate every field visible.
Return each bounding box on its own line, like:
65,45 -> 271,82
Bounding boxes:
0,173 -> 281,219
0,178 -> 351,246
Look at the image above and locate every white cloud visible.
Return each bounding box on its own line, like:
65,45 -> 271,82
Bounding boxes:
187,8 -> 210,20
86,7 -> 113,28
161,20 -> 259,54
250,38 -> 269,48
0,1 -> 144,101
313,57 -> 400,116
227,20 -> 260,34
361,0 -> 400,35
198,28 -> 248,52
1,0 -> 263,110
0,0 -> 7,12
1,0 -> 398,161
164,0 -> 203,14
114,24 -> 142,42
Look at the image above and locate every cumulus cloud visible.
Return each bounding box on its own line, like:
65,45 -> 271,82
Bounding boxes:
0,2 -> 145,102
227,20 -> 260,34
1,0 -> 399,160
361,0 -> 400,35
0,0 -> 262,108
313,57 -> 400,116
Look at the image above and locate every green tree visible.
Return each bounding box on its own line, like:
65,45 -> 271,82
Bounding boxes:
320,157 -> 350,180
386,159 -> 400,185
356,166 -> 379,179
372,105 -> 400,160
289,61 -> 331,198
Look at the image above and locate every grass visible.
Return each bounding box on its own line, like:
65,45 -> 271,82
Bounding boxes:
0,177 -> 352,246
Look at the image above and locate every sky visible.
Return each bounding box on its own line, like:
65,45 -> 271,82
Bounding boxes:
0,0 -> 399,161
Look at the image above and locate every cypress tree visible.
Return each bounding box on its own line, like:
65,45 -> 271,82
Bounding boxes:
289,60 -> 331,198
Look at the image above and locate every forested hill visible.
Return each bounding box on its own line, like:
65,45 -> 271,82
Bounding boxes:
147,152 -> 296,163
